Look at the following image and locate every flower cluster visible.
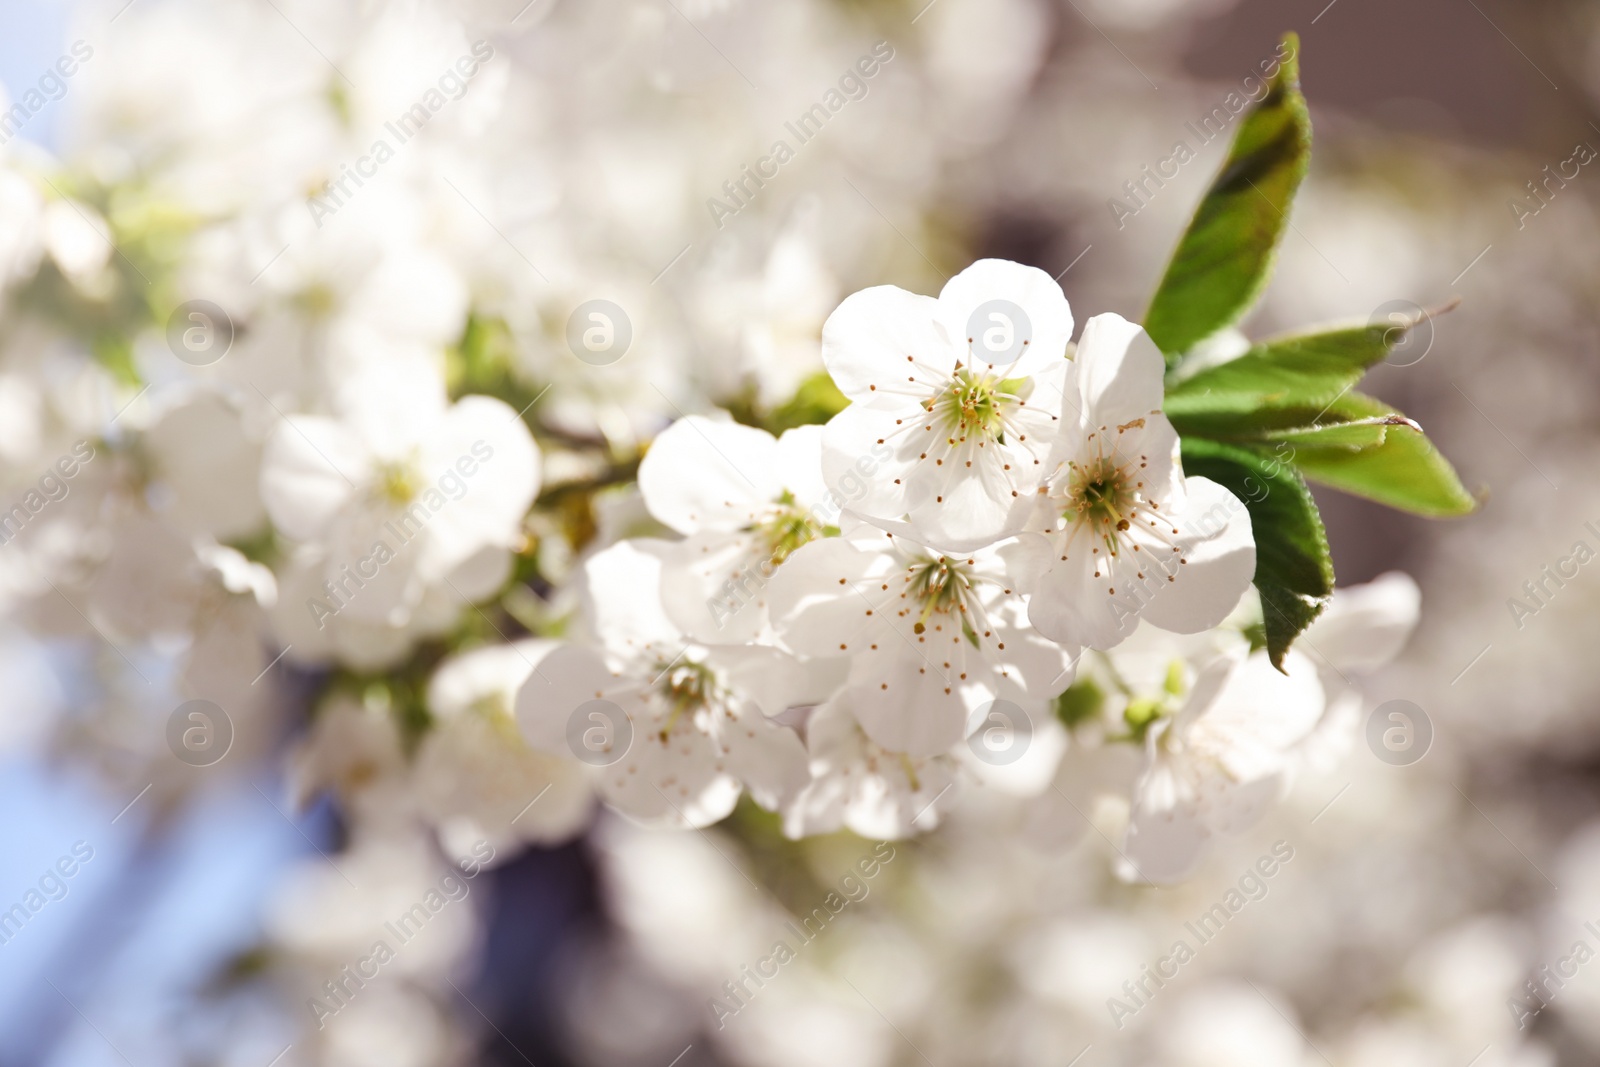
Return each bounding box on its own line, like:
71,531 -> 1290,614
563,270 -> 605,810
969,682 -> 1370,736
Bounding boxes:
509,259 -> 1411,878
0,0 -> 1453,938
0,0 -> 1423,895
0,0 -> 1522,1063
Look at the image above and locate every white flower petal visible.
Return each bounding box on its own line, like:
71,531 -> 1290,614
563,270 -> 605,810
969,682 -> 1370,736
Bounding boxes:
820,285 -> 956,400
936,258 -> 1074,378
834,665 -> 972,757
1123,732 -> 1213,885
772,423 -> 830,511
260,416 -> 370,542
430,639 -> 562,717
708,644 -> 846,718
442,545 -> 514,604
422,395 -> 541,570
1027,546 -> 1135,651
1120,803 -> 1214,885
1023,740 -> 1140,852
714,708 -> 809,812
638,415 -> 782,534
1301,571 -> 1420,674
820,399 -> 918,525
659,529 -> 771,645
959,713 -> 1069,797
767,537 -> 895,658
145,390 -> 266,539
333,356 -> 448,461
599,731 -> 743,829
1186,649 -> 1325,779
514,642 -> 625,757
991,615 -> 1080,700
1139,476 -> 1256,636
1073,312 -> 1165,430
418,642 -> 593,848
582,539 -> 686,664
784,701 -> 956,840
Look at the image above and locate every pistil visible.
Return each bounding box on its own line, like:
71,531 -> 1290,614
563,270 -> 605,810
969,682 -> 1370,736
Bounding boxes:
656,659 -> 719,741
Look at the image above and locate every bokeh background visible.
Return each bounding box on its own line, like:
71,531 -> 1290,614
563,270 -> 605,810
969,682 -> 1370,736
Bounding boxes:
1,0 -> 1599,1065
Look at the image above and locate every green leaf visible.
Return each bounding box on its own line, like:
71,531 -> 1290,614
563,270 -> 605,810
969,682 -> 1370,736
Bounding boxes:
1055,676 -> 1106,730
92,332 -> 143,388
1180,436 -> 1333,669
447,313 -> 516,392
1263,414 -> 1412,451
1160,308 -> 1476,516
1290,393 -> 1478,517
1242,620 -> 1269,654
1257,583 -> 1325,672
1164,323 -> 1397,436
762,371 -> 850,433
1144,33 -> 1311,362
445,313 -> 548,420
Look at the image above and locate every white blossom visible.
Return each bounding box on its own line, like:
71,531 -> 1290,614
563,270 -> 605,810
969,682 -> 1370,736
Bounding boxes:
1006,312 -> 1256,651
818,258 -> 1074,550
516,540 -> 826,828
1121,642 -> 1325,884
1114,574 -> 1420,883
259,365 -> 538,655
638,414 -> 832,644
768,524 -> 1076,756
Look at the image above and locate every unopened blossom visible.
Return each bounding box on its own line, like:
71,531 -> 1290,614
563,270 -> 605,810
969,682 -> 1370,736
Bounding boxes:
638,414 -> 833,644
818,258 -> 1074,550
516,540 -> 826,828
1006,312 -> 1255,651
768,525 -> 1076,756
